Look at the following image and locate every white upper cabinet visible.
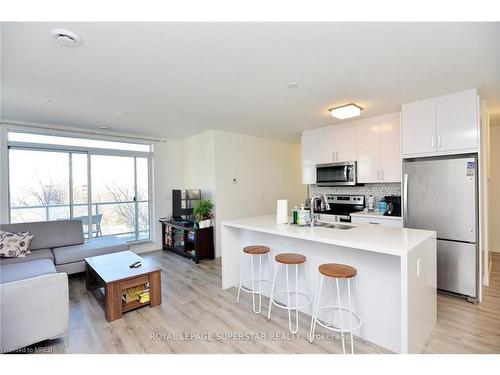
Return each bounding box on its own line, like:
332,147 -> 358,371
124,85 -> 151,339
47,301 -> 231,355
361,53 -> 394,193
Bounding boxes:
356,118 -> 380,183
335,124 -> 357,162
435,90 -> 478,152
317,127 -> 337,164
301,131 -> 318,184
316,124 -> 356,164
301,113 -> 401,185
402,89 -> 478,157
401,98 -> 436,155
357,112 -> 401,183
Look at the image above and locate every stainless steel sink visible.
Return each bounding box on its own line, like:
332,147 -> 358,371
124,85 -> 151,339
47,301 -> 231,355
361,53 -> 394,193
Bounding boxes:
289,222 -> 355,230
313,222 -> 355,230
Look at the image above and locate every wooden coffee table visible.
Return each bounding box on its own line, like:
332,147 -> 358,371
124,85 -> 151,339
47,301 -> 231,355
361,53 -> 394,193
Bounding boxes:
85,250 -> 162,322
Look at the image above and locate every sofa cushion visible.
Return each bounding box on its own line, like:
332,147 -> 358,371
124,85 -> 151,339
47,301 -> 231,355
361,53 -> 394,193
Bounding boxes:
0,259 -> 57,284
0,220 -> 84,251
0,231 -> 34,257
0,249 -> 54,266
52,236 -> 129,265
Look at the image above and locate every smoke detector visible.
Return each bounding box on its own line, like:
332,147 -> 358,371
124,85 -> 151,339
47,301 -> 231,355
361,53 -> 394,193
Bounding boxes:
50,28 -> 82,47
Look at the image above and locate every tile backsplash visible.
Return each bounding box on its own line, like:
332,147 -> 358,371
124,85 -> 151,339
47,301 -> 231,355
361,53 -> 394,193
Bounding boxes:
309,183 -> 401,205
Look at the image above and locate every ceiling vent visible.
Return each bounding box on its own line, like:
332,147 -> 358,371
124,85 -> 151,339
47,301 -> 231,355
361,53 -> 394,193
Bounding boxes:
50,28 -> 82,47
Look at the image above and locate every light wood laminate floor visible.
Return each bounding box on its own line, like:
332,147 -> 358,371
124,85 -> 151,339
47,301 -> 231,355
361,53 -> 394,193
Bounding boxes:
29,251 -> 500,354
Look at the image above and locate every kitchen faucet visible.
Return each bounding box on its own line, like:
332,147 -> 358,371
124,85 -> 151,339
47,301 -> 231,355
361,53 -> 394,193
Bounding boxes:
309,193 -> 331,227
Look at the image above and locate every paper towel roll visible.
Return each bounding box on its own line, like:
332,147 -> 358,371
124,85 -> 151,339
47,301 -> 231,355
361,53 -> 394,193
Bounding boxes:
276,199 -> 288,224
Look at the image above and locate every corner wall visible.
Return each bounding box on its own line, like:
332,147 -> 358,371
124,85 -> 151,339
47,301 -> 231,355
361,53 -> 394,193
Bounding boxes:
488,123 -> 500,253
181,130 -> 307,257
212,130 -> 307,257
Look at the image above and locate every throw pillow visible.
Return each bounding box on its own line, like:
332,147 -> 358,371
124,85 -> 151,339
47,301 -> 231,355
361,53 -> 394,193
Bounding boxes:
0,231 -> 34,258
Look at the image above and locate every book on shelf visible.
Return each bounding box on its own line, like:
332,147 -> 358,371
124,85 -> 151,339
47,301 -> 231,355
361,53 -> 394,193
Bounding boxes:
122,284 -> 148,303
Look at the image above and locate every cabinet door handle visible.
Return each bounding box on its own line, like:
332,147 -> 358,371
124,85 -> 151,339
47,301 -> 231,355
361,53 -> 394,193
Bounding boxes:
377,170 -> 380,180
336,151 -> 339,161
437,136 -> 442,148
431,136 -> 436,148
369,222 -> 381,225
332,151 -> 336,161
381,170 -> 384,180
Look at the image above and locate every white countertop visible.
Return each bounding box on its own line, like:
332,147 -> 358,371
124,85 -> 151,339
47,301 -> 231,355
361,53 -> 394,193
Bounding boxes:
222,215 -> 435,257
350,210 -> 402,220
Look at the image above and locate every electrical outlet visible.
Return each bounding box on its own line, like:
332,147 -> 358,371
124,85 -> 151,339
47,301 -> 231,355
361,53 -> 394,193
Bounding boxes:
232,178 -> 237,184
417,258 -> 422,277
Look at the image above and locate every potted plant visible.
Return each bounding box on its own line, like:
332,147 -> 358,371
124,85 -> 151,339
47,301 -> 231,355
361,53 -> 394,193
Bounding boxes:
193,199 -> 214,228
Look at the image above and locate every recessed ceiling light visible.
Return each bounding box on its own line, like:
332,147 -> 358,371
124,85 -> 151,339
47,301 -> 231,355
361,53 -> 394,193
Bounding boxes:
98,126 -> 111,131
50,28 -> 82,47
287,82 -> 299,89
328,103 -> 363,119
47,99 -> 53,103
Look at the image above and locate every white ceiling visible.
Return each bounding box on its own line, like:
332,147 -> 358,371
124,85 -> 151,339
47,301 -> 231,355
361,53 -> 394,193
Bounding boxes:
1,22 -> 499,142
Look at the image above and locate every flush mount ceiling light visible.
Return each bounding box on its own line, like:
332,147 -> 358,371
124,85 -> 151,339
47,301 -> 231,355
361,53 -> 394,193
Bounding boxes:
286,82 -> 299,89
50,28 -> 82,47
328,103 -> 363,120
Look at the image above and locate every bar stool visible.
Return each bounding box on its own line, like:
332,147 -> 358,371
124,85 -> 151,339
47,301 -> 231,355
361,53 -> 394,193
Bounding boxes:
267,253 -> 311,334
309,263 -> 362,354
236,245 -> 273,314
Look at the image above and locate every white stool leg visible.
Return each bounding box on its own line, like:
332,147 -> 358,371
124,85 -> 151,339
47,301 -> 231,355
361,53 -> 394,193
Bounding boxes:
251,254 -> 260,314
258,254 -> 263,313
236,253 -> 245,304
267,263 -> 278,320
309,273 -> 324,343
354,276 -> 366,342
286,264 -> 298,333
295,264 -> 299,333
347,278 -> 354,354
304,262 -> 312,314
336,278 -> 346,354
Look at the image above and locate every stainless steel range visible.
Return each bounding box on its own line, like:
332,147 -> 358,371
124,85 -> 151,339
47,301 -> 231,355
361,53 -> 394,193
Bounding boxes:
311,194 -> 365,222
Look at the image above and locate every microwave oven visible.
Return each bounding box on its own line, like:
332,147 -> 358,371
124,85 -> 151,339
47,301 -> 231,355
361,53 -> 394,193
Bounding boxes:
316,161 -> 357,186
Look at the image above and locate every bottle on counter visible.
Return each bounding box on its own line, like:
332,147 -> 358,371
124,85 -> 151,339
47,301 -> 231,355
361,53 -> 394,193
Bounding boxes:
293,206 -> 298,224
297,204 -> 310,225
378,198 -> 387,214
367,195 -> 374,211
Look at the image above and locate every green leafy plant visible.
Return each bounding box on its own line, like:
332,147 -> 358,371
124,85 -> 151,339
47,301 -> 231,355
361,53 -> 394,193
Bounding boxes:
193,199 -> 214,223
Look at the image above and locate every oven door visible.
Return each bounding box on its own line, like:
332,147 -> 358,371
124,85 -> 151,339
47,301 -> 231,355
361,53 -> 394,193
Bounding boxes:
316,162 -> 356,186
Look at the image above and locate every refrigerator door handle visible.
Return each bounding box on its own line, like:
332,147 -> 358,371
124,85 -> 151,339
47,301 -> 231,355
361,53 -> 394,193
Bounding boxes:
403,173 -> 408,224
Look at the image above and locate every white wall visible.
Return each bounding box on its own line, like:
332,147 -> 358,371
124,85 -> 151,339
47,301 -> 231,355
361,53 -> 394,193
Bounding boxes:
181,131 -> 216,201
181,130 -> 307,257
212,130 -> 307,257
488,123 -> 500,253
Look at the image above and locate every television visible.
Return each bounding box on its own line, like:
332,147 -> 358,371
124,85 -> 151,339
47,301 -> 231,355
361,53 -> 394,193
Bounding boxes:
172,189 -> 201,222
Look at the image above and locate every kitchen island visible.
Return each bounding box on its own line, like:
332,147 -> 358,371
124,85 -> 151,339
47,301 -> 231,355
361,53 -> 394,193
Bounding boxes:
221,215 -> 437,353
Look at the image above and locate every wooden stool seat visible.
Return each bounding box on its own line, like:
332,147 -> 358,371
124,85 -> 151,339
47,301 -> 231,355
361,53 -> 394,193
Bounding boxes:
319,263 -> 357,279
275,253 -> 306,265
243,245 -> 270,255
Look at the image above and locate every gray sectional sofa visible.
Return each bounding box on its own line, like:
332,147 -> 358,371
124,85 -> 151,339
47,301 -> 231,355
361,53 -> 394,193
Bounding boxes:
0,219 -> 129,352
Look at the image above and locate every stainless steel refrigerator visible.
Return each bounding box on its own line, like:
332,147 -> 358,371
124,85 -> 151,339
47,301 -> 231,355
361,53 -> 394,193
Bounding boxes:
403,155 -> 478,302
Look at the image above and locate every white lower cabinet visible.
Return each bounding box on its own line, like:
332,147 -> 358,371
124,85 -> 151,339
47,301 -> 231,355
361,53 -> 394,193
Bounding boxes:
351,215 -> 403,228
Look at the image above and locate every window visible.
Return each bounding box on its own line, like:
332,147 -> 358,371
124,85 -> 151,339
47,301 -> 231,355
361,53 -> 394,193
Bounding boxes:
7,131 -> 152,242
8,131 -> 151,152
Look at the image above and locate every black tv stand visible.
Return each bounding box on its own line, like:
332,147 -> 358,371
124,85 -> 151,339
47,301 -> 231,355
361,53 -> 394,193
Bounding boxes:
159,219 -> 214,264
